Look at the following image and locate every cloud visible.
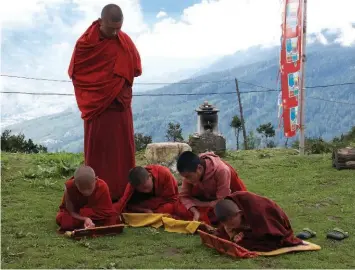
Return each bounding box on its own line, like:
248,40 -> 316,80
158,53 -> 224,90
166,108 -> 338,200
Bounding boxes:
1,0 -> 355,127
156,11 -> 168,19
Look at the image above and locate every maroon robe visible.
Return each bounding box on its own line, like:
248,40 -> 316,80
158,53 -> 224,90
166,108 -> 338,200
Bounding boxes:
114,165 -> 178,214
56,178 -> 118,231
68,20 -> 142,200
217,191 -> 303,252
175,153 -> 247,224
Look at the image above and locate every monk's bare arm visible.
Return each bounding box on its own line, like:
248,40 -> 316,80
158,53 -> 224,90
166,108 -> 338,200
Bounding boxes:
179,180 -> 203,209
64,187 -> 88,221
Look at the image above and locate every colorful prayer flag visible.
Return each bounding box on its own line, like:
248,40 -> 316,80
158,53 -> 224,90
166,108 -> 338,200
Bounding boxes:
279,0 -> 304,137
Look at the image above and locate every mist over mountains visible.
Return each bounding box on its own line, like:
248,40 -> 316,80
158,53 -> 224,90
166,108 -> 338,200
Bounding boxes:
4,38 -> 355,153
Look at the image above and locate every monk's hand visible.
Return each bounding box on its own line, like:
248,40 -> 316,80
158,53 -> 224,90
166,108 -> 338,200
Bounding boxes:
84,218 -> 95,229
232,232 -> 244,243
200,223 -> 217,234
190,207 -> 200,221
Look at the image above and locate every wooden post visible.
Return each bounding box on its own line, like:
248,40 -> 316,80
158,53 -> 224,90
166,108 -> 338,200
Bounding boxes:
299,0 -> 307,155
235,78 -> 248,150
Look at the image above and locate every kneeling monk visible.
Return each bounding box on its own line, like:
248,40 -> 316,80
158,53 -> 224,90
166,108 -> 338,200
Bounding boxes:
56,166 -> 117,231
175,151 -> 247,224
114,165 -> 179,214
214,191 -> 303,252
68,4 -> 142,201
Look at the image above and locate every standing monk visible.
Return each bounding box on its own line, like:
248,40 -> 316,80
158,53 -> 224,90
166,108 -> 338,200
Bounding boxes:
68,4 -> 142,201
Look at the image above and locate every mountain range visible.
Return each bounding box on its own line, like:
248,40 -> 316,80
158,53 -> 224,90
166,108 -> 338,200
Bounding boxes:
4,41 -> 355,153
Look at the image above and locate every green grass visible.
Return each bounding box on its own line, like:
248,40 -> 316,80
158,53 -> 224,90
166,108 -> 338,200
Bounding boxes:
1,149 -> 355,269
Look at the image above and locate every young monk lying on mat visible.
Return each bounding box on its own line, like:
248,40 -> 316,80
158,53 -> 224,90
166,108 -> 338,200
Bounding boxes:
174,151 -> 247,224
114,165 -> 178,214
56,166 -> 117,231
213,191 -> 303,252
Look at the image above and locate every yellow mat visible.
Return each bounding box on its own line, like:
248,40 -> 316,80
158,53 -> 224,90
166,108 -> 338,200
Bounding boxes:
257,241 -> 321,256
121,213 -> 201,234
121,213 -> 321,255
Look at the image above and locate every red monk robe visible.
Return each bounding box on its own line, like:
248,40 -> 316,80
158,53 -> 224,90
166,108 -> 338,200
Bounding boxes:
68,20 -> 142,200
114,165 -> 178,214
217,191 -> 303,252
56,178 -> 118,231
175,152 -> 247,224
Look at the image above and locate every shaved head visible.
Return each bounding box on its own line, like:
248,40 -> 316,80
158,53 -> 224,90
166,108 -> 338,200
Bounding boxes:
177,151 -> 201,173
214,199 -> 241,222
74,165 -> 96,196
74,165 -> 96,185
101,4 -> 123,22
128,166 -> 149,187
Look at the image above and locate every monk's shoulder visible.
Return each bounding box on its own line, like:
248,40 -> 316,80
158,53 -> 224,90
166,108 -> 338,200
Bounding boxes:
96,178 -> 110,191
146,164 -> 170,173
64,177 -> 76,193
119,31 -> 132,40
227,191 -> 250,200
64,177 -> 80,199
212,156 -> 230,174
119,31 -> 135,45
201,152 -> 225,167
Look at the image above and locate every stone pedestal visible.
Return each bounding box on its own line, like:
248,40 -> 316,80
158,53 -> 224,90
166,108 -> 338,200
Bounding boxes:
189,131 -> 226,157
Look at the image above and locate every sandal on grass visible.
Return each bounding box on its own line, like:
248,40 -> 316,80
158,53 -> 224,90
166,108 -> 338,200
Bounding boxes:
296,228 -> 316,240
326,228 -> 349,241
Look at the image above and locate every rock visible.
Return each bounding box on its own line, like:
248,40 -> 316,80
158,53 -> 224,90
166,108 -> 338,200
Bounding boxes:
145,142 -> 192,173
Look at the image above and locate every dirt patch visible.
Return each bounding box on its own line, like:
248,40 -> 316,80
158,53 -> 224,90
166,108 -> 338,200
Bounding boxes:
327,216 -> 343,221
164,247 -> 181,256
315,202 -> 331,208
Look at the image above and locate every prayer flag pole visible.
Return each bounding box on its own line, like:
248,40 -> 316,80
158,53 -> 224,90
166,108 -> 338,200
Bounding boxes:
299,0 -> 307,155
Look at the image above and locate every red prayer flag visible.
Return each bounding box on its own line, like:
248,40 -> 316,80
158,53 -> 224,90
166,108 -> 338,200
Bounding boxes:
280,0 -> 305,137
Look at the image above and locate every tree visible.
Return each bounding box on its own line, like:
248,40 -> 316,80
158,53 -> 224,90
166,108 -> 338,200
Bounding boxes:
134,133 -> 152,152
165,122 -> 184,142
1,130 -> 47,153
256,122 -> 276,148
243,131 -> 261,150
230,115 -> 243,150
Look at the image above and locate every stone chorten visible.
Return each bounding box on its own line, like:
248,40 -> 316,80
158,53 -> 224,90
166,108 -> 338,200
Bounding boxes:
189,101 -> 226,156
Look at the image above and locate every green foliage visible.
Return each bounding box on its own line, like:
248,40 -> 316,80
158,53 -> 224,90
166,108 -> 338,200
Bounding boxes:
332,126 -> 355,147
1,130 -> 47,153
230,115 -> 242,150
256,122 -> 276,138
2,150 -> 355,268
292,137 -> 333,154
292,126 -> 355,154
243,131 -> 260,150
134,133 -> 152,152
256,123 -> 276,148
165,122 -> 184,142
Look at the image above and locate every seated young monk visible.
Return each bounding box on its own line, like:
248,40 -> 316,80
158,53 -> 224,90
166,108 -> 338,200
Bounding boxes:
114,165 -> 179,214
213,191 -> 303,252
56,165 -> 117,231
175,151 -> 247,224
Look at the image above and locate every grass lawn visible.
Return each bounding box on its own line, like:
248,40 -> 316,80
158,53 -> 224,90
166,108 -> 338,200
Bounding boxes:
1,149 -> 354,269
